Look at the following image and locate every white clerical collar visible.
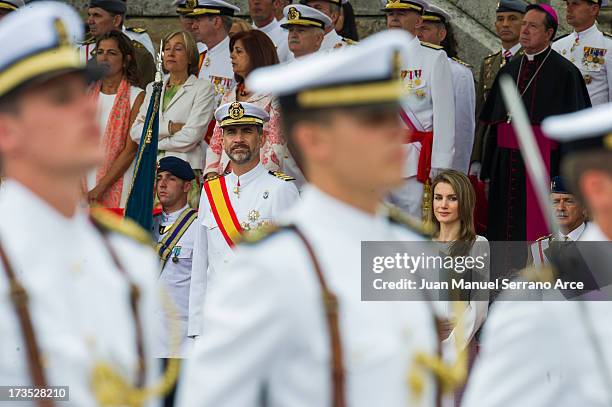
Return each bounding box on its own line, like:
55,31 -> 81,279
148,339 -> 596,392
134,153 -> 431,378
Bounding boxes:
575,23 -> 598,38
525,46 -> 549,61
227,162 -> 266,188
162,204 -> 190,223
253,18 -> 279,34
559,222 -> 587,241
208,35 -> 230,55
504,43 -> 522,56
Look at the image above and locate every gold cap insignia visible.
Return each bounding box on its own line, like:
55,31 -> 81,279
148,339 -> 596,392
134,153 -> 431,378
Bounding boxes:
54,18 -> 69,47
229,102 -> 245,120
186,0 -> 197,9
288,7 -> 301,21
388,0 -> 401,4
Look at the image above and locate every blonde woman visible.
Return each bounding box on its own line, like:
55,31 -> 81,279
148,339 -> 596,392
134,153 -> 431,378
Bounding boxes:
131,30 -> 215,207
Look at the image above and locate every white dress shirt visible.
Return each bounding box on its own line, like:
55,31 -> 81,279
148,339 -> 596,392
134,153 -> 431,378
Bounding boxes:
177,185 -> 440,407
153,205 -> 197,358
187,163 -> 299,336
398,36 -> 456,178
0,180 -> 161,406
553,24 -> 612,106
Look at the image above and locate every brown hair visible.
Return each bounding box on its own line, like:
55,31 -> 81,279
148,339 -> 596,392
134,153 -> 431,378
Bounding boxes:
428,169 -> 477,256
95,30 -> 139,86
229,17 -> 253,36
162,30 -> 200,77
229,30 -> 279,83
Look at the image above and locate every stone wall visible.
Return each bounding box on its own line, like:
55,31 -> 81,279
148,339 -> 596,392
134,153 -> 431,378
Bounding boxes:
67,0 -> 612,80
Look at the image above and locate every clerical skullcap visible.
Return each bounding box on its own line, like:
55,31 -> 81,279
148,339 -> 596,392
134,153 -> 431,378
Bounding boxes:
89,0 -> 127,14
496,0 -> 527,14
214,101 -> 270,128
543,103 -> 612,156
0,0 -> 24,13
381,0 -> 427,14
158,156 -> 195,181
422,3 -> 451,24
187,0 -> 240,17
247,29 -> 412,112
0,2 -> 104,98
281,4 -> 333,30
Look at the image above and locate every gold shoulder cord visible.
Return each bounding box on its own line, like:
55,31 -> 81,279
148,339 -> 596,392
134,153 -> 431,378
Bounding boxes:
91,222 -> 181,407
408,301 -> 469,404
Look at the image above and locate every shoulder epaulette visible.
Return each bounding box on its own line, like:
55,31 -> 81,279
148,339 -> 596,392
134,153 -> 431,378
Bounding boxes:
452,57 -> 472,68
535,234 -> 553,242
604,32 -> 612,38
341,37 -> 358,45
81,35 -> 96,45
420,41 -> 444,50
126,26 -> 147,33
131,40 -> 145,49
241,223 -> 286,244
204,173 -> 223,182
90,209 -> 152,246
387,205 -> 432,238
268,171 -> 295,181
484,50 -> 501,60
554,33 -> 570,42
520,265 -> 556,284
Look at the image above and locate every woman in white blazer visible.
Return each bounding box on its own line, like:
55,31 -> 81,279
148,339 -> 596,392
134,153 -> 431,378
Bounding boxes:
131,30 -> 215,207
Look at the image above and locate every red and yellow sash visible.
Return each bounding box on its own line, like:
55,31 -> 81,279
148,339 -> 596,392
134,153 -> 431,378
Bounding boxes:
203,176 -> 242,247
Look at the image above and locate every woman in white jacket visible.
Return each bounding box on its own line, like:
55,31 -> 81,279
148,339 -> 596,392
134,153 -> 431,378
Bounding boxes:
132,30 -> 215,207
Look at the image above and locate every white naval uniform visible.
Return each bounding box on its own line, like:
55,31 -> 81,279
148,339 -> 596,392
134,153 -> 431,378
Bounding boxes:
187,163 -> 299,337
580,222 -> 610,241
123,25 -> 155,58
320,29 -> 352,52
449,57 -> 475,174
389,37 -> 455,218
553,24 -> 612,106
529,222 -> 588,267
153,205 -> 197,359
0,180 -> 161,406
177,186 -> 440,407
253,19 -> 293,62
197,35 -> 235,102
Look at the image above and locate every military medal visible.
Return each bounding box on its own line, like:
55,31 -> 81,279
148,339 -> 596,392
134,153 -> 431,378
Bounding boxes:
414,70 -> 422,86
233,179 -> 241,198
584,74 -> 593,85
171,246 -> 181,263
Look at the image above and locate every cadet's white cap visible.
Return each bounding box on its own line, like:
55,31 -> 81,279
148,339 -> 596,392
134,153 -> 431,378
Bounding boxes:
215,101 -> 270,128
280,4 -> 333,30
0,0 -> 24,13
0,1 -> 104,98
381,0 -> 428,14
187,0 -> 240,17
422,3 -> 450,24
247,29 -> 413,111
543,103 -> 612,154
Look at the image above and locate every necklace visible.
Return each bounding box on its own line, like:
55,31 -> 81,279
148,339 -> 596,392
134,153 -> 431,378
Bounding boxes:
506,48 -> 552,124
236,82 -> 249,98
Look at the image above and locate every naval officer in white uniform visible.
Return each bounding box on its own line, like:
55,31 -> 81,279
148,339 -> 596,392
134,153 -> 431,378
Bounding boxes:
0,3 -> 166,406
418,3 -> 475,174
187,101 -> 299,338
463,103 -> 612,407
382,0 -> 456,219
177,30 -> 457,407
553,0 -> 612,106
301,0 -> 357,51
